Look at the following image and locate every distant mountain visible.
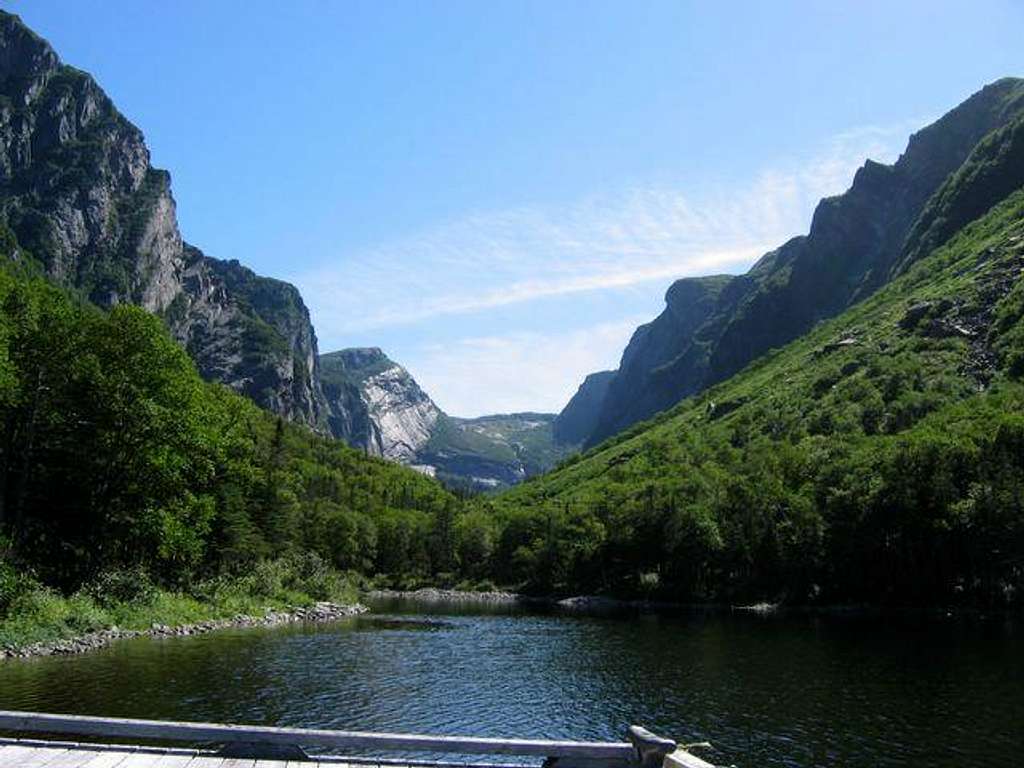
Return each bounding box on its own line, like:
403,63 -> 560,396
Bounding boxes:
320,347 -> 441,462
570,77 -> 1024,447
0,11 -> 330,430
421,412 -> 574,490
319,348 -> 574,490
553,370 -> 615,445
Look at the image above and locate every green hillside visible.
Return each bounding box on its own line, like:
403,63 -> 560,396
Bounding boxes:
0,229 -> 460,623
479,190 -> 1024,606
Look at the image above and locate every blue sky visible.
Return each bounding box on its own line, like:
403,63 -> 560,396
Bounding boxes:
8,1 -> 1023,415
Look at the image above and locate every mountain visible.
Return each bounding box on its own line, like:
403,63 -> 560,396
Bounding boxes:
573,78 -> 1024,447
487,169 -> 1024,603
320,347 -> 441,462
0,11 -> 569,490
553,370 -> 616,445
319,347 -> 574,489
0,11 -> 329,430
420,412 -> 574,490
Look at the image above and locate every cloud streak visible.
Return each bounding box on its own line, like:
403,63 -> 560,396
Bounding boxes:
290,119 -> 921,415
294,120 -> 916,340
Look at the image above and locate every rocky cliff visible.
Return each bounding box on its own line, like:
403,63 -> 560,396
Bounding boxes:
320,348 -> 573,489
552,370 -> 615,445
320,348 -> 441,462
577,77 -> 1024,446
0,11 -> 329,429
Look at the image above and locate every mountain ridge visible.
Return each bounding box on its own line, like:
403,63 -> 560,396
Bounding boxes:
0,10 -> 331,431
568,77 -> 1024,447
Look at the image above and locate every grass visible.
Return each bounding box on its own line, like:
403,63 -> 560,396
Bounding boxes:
0,557 -> 361,651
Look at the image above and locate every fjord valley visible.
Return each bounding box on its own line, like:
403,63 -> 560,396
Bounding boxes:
0,4 -> 1023,766
1,7 -> 1024,631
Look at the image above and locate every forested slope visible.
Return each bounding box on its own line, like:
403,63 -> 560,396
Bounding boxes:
480,190 -> 1024,606
0,233 -> 459,599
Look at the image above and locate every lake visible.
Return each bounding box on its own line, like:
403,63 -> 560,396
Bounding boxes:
0,596 -> 1020,767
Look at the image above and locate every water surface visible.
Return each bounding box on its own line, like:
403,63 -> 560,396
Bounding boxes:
0,597 -> 1019,767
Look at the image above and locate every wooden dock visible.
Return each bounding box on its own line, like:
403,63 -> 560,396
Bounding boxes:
0,711 -> 715,768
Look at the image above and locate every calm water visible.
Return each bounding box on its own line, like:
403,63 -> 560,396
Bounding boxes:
0,598 -> 1021,767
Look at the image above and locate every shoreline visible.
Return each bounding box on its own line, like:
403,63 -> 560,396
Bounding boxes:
0,601 -> 367,661
365,589 -> 1019,617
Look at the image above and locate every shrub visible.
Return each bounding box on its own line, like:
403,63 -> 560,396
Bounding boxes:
83,566 -> 157,607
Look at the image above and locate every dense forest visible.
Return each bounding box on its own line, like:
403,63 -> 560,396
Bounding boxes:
482,191 -> 1024,607
0,230 -> 470,639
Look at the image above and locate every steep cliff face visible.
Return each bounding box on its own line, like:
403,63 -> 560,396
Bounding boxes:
320,348 -> 572,489
580,77 -> 1024,447
0,11 -> 328,430
320,348 -> 441,461
553,370 -> 615,445
587,274 -> 737,443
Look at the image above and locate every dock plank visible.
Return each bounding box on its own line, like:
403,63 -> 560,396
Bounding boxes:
0,744 -> 61,768
36,749 -> 108,768
77,749 -> 135,768
151,753 -> 201,767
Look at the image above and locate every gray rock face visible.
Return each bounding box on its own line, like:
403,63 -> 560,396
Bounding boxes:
321,349 -> 572,488
578,77 -> 1024,447
0,11 -> 329,431
553,370 -> 616,445
320,348 -> 441,461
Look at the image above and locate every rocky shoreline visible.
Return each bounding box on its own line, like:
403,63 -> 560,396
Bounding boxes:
366,588 -> 677,611
367,588 -> 524,604
0,601 -> 367,661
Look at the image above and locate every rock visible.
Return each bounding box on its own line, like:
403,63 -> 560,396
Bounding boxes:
900,301 -> 934,330
320,348 -> 441,462
321,348 -> 568,489
818,337 -> 860,356
368,588 -> 522,604
0,12 -> 330,433
554,370 -> 616,445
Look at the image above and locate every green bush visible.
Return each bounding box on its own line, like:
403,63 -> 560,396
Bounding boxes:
84,566 -> 157,607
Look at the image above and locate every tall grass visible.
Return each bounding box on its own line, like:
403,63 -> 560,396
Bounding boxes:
0,554 -> 360,650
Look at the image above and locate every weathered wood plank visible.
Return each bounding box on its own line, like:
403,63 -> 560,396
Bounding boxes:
150,753 -> 201,767
34,750 -> 87,768
0,744 -> 65,768
184,757 -> 226,768
77,749 -> 136,768
663,749 -> 715,768
33,747 -> 75,767
36,748 -> 112,768
0,712 -> 634,761
216,759 -> 255,768
251,761 -> 289,768
113,753 -> 167,768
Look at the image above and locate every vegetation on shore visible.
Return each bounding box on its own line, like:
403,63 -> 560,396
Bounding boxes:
0,554 -> 358,651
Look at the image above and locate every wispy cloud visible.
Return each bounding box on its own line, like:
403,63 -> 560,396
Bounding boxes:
293,119 -> 921,415
407,319 -> 646,416
294,119 -> 916,339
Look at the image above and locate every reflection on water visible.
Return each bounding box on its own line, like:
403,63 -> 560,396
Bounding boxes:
0,598 -> 1020,768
